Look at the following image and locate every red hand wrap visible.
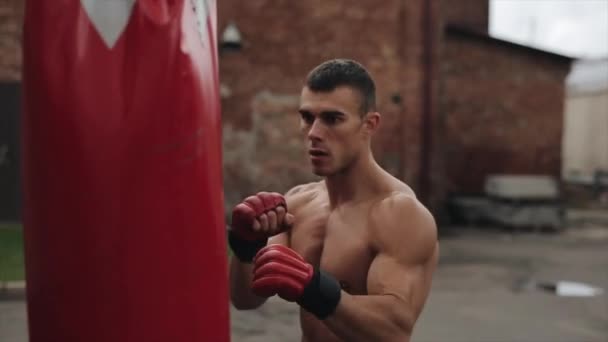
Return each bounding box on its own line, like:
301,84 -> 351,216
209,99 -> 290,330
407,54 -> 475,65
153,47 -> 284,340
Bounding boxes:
251,244 -> 314,301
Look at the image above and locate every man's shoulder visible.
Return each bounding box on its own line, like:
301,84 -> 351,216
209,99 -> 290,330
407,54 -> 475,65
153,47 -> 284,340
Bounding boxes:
285,181 -> 323,198
369,191 -> 437,259
284,181 -> 324,209
371,191 -> 433,227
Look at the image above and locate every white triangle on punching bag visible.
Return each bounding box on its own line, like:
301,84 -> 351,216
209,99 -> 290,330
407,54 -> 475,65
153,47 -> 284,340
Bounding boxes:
193,0 -> 209,47
80,0 -> 136,49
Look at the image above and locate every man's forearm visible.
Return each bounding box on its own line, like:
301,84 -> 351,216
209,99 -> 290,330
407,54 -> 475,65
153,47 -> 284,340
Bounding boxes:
229,257 -> 267,310
322,292 -> 413,342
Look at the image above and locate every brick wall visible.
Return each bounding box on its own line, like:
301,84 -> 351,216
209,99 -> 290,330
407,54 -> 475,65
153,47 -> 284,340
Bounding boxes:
0,0 -> 23,81
218,0 -> 442,208
439,29 -> 571,195
440,0 -> 488,32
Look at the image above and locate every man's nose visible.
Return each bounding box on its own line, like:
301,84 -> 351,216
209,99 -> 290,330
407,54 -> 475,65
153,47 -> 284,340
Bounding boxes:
307,119 -> 324,142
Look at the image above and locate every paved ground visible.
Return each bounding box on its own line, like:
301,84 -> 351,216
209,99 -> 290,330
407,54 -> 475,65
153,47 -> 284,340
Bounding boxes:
2,224 -> 607,342
412,225 -> 608,342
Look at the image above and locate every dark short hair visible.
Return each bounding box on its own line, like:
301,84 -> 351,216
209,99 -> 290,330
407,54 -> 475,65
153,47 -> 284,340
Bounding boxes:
305,59 -> 376,114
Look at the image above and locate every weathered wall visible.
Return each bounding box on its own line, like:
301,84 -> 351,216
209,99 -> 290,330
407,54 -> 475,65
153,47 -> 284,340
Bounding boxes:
218,0 -> 442,208
0,0 -> 23,81
440,0 -> 488,32
440,30 -> 571,194
563,90 -> 608,179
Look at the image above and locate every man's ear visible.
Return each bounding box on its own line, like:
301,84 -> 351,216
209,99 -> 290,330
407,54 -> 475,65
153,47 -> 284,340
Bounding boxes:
362,112 -> 381,135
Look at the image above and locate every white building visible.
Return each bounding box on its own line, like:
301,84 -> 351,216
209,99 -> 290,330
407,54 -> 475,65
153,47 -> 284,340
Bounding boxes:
562,58 -> 608,183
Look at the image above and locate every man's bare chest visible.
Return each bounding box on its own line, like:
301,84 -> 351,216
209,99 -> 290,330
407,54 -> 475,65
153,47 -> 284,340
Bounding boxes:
289,206 -> 375,295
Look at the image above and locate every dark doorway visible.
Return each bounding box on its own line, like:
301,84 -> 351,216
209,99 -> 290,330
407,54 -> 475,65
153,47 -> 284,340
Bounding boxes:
0,82 -> 21,221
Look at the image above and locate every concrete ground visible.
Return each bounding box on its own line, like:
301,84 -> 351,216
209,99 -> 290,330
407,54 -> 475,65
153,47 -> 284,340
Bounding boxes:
413,225 -> 608,342
2,224 -> 607,342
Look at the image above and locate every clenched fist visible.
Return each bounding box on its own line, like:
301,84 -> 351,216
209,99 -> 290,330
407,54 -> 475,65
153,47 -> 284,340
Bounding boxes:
229,192 -> 295,262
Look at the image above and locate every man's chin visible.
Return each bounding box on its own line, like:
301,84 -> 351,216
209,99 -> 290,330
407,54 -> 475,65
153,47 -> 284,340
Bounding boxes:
311,166 -> 331,177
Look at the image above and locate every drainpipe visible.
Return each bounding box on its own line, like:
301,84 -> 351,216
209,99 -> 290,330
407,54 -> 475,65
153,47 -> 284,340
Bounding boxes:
419,0 -> 435,205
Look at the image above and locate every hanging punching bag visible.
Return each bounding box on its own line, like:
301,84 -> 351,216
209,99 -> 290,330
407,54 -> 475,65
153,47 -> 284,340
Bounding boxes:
21,1 -> 229,341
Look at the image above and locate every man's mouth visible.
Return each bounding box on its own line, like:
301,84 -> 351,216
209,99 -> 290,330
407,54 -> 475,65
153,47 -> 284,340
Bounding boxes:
309,149 -> 329,157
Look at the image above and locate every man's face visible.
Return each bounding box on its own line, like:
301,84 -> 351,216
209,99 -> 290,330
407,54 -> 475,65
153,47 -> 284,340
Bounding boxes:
298,86 -> 368,176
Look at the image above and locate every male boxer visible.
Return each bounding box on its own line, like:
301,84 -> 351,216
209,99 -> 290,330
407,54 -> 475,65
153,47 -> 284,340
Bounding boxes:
228,59 -> 439,342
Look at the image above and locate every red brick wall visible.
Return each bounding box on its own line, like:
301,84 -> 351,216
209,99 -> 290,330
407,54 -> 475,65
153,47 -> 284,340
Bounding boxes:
0,0 -> 23,81
218,0 -> 441,208
439,31 -> 571,195
440,0 -> 488,32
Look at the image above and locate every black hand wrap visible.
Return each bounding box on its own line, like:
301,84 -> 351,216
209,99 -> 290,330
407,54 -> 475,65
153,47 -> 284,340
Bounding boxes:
228,230 -> 267,263
296,269 -> 342,320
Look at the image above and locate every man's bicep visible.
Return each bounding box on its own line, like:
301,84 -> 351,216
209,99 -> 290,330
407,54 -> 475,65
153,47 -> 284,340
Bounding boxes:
366,250 -> 435,332
366,224 -> 438,322
367,252 -> 424,303
367,194 -> 438,307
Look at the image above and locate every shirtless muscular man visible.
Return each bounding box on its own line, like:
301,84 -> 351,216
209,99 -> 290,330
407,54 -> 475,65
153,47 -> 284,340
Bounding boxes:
228,59 -> 439,342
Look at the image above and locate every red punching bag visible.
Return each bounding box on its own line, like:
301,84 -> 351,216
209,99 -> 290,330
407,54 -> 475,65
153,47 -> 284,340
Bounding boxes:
21,1 -> 229,341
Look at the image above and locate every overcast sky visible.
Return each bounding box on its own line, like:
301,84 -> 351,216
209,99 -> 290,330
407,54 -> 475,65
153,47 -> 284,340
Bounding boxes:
490,0 -> 608,59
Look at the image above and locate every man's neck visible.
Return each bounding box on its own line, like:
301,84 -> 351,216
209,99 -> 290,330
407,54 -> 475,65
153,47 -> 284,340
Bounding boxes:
324,150 -> 383,208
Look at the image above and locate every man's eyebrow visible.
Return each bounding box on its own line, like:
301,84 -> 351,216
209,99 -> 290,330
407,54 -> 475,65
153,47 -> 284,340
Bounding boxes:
298,109 -> 313,115
320,110 -> 345,117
